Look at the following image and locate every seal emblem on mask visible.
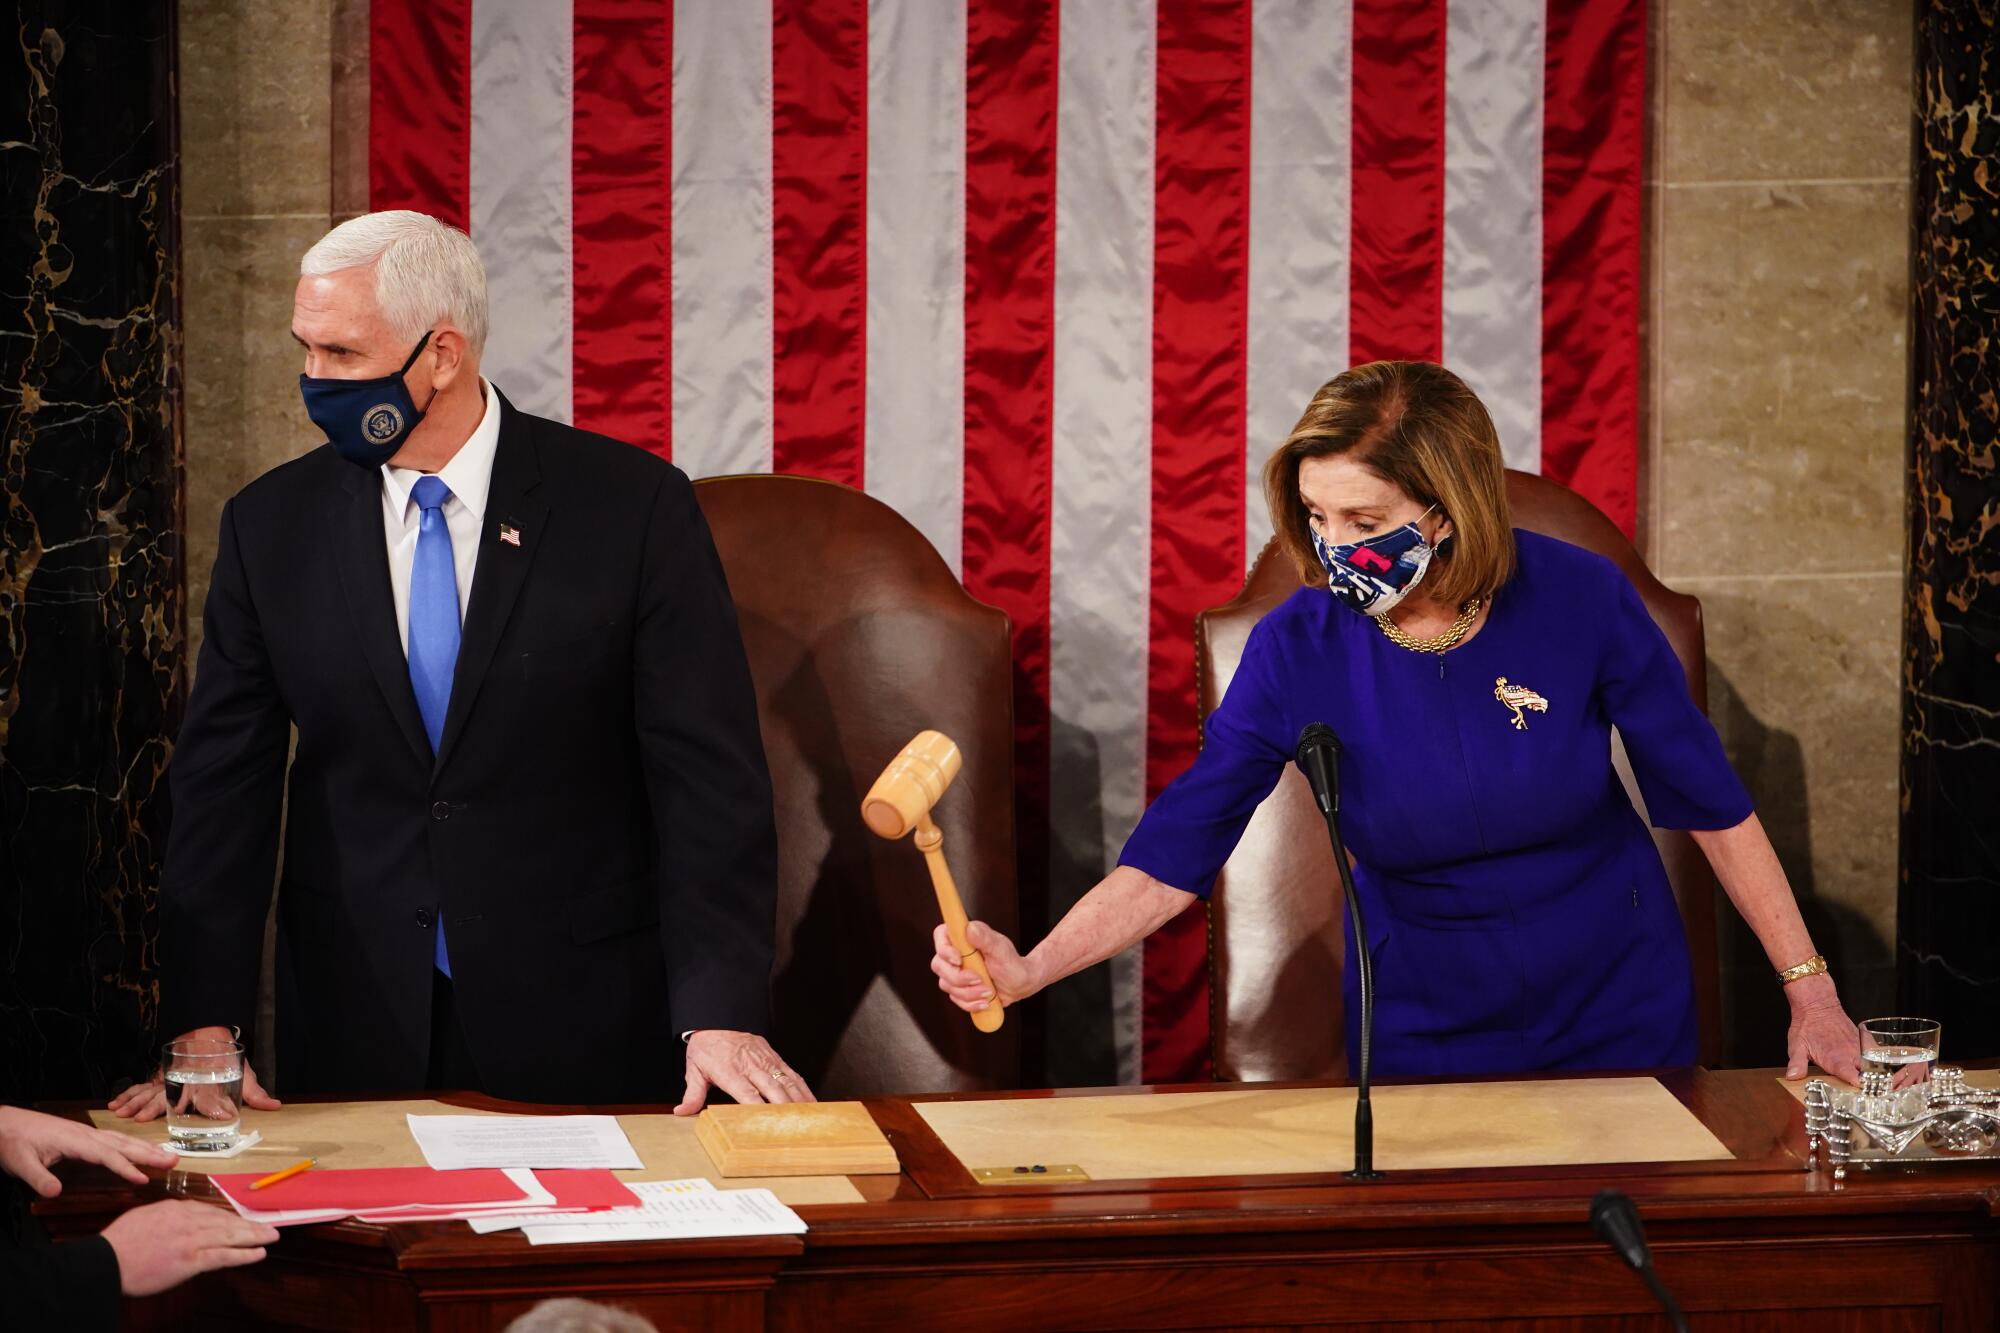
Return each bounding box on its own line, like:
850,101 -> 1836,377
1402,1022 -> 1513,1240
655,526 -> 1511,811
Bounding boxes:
363,404 -> 406,444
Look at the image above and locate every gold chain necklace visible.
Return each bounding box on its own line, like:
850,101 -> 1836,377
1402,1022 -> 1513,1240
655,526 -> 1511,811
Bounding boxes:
1372,598 -> 1483,655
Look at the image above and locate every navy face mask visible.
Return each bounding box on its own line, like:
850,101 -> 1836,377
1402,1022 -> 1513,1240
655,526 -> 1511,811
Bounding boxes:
299,331 -> 438,469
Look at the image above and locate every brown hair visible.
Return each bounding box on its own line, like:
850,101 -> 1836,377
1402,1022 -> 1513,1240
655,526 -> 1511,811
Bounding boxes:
1263,360 -> 1515,607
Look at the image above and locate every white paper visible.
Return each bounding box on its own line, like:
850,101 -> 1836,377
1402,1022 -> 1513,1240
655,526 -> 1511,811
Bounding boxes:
406,1114 -> 643,1171
521,1183 -> 806,1245
165,1130 -> 263,1158
468,1177 -> 716,1234
218,1199 -> 349,1227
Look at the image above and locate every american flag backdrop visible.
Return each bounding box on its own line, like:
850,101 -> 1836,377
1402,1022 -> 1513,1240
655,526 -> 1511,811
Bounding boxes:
367,0 -> 1647,1086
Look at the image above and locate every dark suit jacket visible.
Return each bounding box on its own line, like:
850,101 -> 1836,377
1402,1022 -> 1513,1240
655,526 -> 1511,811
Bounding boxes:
0,1234 -> 119,1331
158,391 -> 778,1103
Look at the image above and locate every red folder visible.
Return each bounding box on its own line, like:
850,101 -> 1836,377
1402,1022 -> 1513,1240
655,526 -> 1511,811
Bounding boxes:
212,1166 -> 529,1212
536,1170 -> 640,1212
350,1170 -> 642,1223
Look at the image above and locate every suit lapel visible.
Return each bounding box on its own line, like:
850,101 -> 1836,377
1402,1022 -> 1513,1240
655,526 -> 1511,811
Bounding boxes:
434,398 -> 547,775
331,465 -> 434,769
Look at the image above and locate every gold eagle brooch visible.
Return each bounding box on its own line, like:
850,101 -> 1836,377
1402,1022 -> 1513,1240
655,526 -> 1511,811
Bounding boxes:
1493,677 -> 1549,731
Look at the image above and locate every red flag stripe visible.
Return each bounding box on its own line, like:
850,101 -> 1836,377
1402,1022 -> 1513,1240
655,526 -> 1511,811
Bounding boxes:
1541,0 -> 1646,536
1347,0 -> 1448,364
771,0 -> 868,486
1141,0 -> 1253,1085
368,0 -> 471,226
962,0 -> 1059,1013
571,0 -> 672,459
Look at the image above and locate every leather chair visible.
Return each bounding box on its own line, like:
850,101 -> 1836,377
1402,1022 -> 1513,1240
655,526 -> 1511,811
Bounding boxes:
693,475 -> 1022,1096
1202,470 -> 1723,1082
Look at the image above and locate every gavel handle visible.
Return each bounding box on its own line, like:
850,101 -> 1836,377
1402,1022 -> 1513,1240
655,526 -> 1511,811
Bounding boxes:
915,819 -> 1005,1033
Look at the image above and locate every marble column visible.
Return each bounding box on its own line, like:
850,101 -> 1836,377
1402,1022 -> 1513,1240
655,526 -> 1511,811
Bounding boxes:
0,3 -> 182,1101
1900,4 -> 2000,1051
1648,0 -> 1911,1064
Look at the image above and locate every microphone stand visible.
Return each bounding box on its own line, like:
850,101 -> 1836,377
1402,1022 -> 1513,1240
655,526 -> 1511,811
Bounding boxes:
1296,724 -> 1382,1181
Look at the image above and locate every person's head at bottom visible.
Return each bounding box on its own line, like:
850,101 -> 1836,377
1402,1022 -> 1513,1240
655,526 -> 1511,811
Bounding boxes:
505,1297 -> 658,1333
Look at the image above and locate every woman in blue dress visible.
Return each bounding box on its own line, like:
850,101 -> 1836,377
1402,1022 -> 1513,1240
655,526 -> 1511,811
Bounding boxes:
931,360 -> 1863,1082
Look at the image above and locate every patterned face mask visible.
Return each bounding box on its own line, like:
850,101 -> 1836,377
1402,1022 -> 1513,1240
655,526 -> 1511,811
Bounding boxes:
1310,504 -> 1440,616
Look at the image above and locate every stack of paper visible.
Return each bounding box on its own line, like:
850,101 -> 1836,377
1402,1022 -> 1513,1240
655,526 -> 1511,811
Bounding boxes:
468,1178 -> 808,1246
211,1166 -> 639,1228
406,1114 -> 644,1170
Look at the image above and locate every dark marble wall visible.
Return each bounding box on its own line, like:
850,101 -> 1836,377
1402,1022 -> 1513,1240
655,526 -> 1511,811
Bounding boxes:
0,4 -> 181,1103
1900,3 -> 2000,1054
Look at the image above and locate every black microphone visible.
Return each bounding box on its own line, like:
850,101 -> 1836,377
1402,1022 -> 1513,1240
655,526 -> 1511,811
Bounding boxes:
1589,1189 -> 1687,1332
1294,723 -> 1380,1181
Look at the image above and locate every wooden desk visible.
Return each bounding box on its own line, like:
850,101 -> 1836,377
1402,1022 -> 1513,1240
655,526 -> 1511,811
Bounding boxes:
38,1069 -> 2000,1331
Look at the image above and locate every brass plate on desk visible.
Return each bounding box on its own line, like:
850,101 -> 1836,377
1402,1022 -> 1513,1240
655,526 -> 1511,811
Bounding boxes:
971,1163 -> 1090,1185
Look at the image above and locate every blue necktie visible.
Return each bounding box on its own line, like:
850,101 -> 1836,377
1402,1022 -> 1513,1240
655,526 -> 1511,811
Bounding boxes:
408,475 -> 459,977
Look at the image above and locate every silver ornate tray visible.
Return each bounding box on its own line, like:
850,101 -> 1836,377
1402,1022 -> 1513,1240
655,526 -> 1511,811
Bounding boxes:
1805,1066 -> 2000,1179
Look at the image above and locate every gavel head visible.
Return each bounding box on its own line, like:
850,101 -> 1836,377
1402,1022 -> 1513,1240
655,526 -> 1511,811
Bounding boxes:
861,730 -> 962,839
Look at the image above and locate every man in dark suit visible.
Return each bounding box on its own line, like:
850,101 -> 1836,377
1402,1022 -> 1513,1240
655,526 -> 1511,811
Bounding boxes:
111,211 -> 808,1113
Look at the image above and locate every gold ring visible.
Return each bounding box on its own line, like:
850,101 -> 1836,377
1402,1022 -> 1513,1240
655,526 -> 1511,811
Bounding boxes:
773,1070 -> 790,1082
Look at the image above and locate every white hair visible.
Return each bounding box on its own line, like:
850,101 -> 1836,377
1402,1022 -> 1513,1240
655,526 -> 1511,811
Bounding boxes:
299,210 -> 489,356
505,1299 -> 657,1333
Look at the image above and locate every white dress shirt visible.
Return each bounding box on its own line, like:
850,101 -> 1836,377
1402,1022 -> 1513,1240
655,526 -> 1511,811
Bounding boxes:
381,381 -> 501,653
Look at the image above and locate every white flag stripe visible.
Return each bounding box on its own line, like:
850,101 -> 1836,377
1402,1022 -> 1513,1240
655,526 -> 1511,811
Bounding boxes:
1442,0 -> 1545,472
1049,0 -> 1158,1087
1246,0 -> 1354,566
865,0 -> 967,573
469,0 -> 574,424
671,0 -> 776,479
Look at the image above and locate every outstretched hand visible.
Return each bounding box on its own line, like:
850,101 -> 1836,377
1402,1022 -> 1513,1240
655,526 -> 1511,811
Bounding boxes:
102,1200 -> 279,1297
0,1106 -> 177,1197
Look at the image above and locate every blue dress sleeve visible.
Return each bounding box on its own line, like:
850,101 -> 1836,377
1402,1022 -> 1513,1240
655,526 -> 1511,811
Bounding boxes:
1117,620 -> 1294,898
1597,566 -> 1755,831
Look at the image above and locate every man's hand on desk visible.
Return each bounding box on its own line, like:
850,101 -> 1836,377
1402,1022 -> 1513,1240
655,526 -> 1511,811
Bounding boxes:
673,1030 -> 817,1115
102,1201 -> 279,1296
0,1105 -> 177,1196
105,1025 -> 283,1123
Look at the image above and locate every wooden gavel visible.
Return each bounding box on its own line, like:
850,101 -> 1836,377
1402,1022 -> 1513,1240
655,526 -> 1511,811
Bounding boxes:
861,730 -> 1005,1033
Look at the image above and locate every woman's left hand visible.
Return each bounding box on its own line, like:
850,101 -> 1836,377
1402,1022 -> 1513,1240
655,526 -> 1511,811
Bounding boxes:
1784,977 -> 1861,1083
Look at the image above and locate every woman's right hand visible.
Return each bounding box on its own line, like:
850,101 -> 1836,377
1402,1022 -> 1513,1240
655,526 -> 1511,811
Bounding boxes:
931,921 -> 1036,1014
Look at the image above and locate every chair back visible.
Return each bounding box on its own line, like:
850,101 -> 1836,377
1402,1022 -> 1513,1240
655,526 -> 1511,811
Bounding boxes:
694,475 -> 1022,1095
1201,469 -> 1721,1081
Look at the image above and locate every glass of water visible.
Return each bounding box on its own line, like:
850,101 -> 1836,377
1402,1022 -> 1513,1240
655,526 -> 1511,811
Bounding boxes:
1859,1017 -> 1940,1087
162,1035 -> 244,1152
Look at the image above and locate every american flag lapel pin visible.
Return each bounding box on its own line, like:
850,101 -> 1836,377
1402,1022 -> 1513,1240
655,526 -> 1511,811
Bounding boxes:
499,520 -> 522,547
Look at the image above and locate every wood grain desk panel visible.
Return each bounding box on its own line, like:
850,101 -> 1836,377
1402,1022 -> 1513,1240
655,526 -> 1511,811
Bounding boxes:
37,1070 -> 2000,1332
85,1094 -> 865,1205
910,1076 -> 1730,1183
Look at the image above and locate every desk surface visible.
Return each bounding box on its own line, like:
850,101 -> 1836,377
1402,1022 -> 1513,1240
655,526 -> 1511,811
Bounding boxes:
39,1067 -> 2000,1333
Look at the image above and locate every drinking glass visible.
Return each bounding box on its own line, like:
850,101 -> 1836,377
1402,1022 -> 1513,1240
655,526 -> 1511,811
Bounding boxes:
1859,1017 -> 1940,1087
162,1035 -> 244,1152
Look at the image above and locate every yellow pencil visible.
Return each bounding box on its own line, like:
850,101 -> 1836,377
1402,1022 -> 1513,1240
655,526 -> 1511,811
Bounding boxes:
248,1157 -> 317,1191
